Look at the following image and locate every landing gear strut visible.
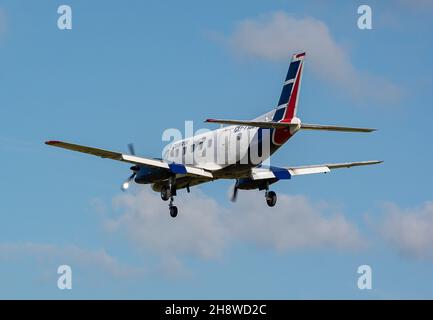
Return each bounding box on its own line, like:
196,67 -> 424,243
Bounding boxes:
264,182 -> 277,207
162,176 -> 178,218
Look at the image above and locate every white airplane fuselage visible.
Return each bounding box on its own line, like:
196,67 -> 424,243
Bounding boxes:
162,111 -> 301,175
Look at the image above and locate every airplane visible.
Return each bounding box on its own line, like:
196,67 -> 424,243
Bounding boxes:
45,52 -> 382,218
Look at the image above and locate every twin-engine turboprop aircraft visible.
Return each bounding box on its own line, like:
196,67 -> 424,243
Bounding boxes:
46,52 -> 382,218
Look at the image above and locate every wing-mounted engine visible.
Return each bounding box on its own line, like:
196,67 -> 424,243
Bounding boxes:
231,177 -> 279,206
235,177 -> 278,190
230,165 -> 292,203
134,166 -> 171,184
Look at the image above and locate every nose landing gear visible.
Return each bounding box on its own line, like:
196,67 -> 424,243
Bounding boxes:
161,177 -> 179,218
160,185 -> 171,201
169,198 -> 178,218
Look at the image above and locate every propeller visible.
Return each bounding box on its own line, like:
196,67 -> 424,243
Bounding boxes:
121,143 -> 138,191
231,180 -> 239,202
121,172 -> 136,191
128,143 -> 135,156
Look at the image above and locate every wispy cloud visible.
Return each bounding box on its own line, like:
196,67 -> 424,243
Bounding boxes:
103,187 -> 363,271
0,242 -> 144,278
399,0 -> 433,11
217,11 -> 401,105
376,201 -> 433,260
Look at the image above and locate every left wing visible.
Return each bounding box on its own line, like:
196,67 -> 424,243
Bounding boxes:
45,140 -> 213,178
251,160 -> 383,180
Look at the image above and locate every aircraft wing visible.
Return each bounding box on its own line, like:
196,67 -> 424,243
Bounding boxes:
205,119 -> 376,132
251,160 -> 383,180
45,140 -> 213,178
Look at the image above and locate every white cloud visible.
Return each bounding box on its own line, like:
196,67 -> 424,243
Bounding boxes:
221,11 -> 401,104
106,189 -> 229,260
378,201 -> 433,260
103,187 -> 363,267
228,193 -> 363,251
0,243 -> 144,278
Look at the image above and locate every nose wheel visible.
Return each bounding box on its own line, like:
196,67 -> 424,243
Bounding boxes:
168,194 -> 178,218
169,204 -> 178,218
265,190 -> 277,207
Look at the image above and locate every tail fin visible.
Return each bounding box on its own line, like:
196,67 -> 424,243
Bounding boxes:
272,52 -> 305,122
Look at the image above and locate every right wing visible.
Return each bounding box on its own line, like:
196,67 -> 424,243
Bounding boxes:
45,140 -> 213,178
251,160 -> 383,180
288,160 -> 383,175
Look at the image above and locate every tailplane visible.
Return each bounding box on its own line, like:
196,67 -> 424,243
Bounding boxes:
205,52 -> 377,138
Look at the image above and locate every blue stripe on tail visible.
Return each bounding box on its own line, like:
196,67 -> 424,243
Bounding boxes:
285,60 -> 300,81
273,57 -> 302,120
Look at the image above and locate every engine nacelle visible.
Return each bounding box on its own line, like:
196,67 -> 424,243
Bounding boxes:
134,166 -> 171,184
236,177 -> 278,190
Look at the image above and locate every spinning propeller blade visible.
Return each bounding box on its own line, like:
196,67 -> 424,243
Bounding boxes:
231,180 -> 239,202
121,143 -> 138,191
128,143 -> 135,155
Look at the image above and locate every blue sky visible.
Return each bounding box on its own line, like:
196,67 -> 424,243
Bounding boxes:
1,0 -> 433,299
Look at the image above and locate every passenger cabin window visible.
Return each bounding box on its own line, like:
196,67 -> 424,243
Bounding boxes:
207,139 -> 212,148
236,133 -> 242,141
198,141 -> 203,150
182,146 -> 186,155
190,144 -> 195,152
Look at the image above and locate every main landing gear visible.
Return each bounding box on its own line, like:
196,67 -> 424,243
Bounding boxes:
160,177 -> 178,218
264,183 -> 277,207
265,191 -> 277,207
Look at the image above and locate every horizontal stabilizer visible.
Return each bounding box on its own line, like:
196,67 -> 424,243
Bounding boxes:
206,119 -> 376,133
300,123 -> 376,132
205,118 -> 294,129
